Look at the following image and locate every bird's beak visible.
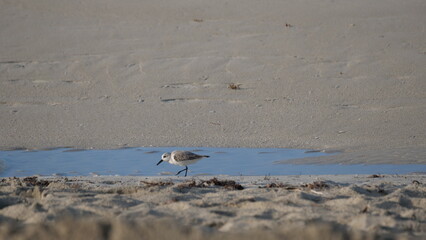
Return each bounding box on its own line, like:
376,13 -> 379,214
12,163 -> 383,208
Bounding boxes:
156,160 -> 163,166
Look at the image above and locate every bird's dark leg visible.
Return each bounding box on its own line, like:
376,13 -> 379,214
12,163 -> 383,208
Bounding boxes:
176,166 -> 188,177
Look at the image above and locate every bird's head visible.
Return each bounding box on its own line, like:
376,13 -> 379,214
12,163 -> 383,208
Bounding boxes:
157,152 -> 171,165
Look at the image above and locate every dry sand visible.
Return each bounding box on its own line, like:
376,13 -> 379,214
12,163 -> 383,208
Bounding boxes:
0,0 -> 425,163
0,175 -> 425,239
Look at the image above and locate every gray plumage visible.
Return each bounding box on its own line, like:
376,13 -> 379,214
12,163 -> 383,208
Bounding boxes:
173,151 -> 209,162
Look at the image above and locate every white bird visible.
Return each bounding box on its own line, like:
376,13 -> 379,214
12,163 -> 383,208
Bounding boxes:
156,151 -> 209,176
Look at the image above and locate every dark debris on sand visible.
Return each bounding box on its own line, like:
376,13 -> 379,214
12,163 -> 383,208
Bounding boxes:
367,174 -> 384,178
260,181 -> 330,191
140,180 -> 174,187
22,176 -> 50,187
228,83 -> 242,90
178,178 -> 244,190
302,181 -> 330,190
260,183 -> 299,190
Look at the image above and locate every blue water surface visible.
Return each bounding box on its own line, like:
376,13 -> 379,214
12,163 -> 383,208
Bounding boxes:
0,147 -> 425,177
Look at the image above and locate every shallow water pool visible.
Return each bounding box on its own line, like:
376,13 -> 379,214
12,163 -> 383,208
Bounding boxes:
0,147 -> 425,177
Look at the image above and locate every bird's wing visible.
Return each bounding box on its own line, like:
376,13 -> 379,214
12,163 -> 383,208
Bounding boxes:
173,151 -> 203,162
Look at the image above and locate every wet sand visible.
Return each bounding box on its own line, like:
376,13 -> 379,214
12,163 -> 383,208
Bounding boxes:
0,0 -> 425,164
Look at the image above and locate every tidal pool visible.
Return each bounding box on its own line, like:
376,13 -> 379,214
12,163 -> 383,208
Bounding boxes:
0,147 -> 425,177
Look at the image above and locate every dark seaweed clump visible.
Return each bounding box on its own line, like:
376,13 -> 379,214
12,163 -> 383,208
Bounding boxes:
178,178 -> 244,190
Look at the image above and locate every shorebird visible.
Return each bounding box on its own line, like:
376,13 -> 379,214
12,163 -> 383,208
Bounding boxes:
156,151 -> 209,177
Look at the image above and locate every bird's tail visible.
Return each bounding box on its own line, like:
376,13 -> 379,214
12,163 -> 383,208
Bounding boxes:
203,155 -> 210,158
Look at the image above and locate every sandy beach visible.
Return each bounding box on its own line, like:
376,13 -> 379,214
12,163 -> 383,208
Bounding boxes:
1,0 -> 426,239
0,175 -> 425,239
